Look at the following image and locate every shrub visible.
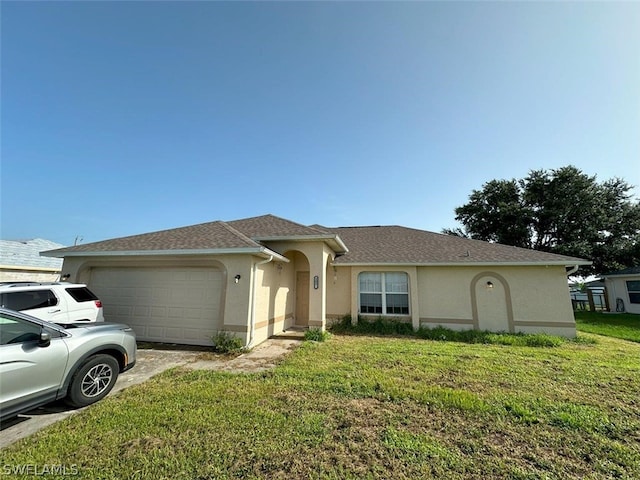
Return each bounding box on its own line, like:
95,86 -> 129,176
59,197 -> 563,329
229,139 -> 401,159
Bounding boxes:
210,331 -> 247,354
329,315 -> 355,333
329,315 -> 413,336
304,329 -> 331,342
328,315 -> 566,347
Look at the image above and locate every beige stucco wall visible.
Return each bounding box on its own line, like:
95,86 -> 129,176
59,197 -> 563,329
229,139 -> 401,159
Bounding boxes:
0,268 -> 60,282
326,265 -> 351,324
58,240 -> 333,347
261,240 -> 333,330
325,264 -> 576,337
605,276 -> 640,315
251,258 -> 295,345
59,254 -> 255,343
58,250 -> 578,345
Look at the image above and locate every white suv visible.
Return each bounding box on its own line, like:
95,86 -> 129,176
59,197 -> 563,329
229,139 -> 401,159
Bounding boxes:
0,282 -> 104,324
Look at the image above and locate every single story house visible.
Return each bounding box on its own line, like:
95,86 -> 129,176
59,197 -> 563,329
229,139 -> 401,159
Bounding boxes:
601,267 -> 640,314
0,239 -> 65,282
43,214 -> 590,346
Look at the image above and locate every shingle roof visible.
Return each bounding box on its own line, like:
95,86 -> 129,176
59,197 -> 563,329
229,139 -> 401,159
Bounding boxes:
602,266 -> 640,276
42,214 -> 589,266
227,214 -> 328,238
45,221 -> 261,254
0,239 -> 65,269
324,225 -> 588,265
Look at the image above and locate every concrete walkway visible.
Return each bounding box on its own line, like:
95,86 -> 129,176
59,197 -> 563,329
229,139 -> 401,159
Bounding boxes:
187,337 -> 302,372
0,337 -> 302,449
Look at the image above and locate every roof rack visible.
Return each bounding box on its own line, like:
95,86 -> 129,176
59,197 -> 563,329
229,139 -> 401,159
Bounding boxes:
0,282 -> 65,288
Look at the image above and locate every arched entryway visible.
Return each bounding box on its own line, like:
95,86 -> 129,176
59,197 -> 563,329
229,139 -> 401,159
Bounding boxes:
284,250 -> 311,327
471,271 -> 514,333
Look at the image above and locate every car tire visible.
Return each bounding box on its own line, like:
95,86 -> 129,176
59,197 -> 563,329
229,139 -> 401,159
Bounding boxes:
65,354 -> 119,407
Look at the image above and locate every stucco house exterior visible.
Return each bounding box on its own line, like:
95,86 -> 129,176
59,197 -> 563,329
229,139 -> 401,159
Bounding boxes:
601,267 -> 640,314
43,214 -> 590,346
0,239 -> 65,282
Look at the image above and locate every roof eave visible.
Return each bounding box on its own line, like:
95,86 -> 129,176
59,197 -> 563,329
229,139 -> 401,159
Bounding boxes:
41,247 -> 290,262
0,264 -> 62,272
331,260 -> 592,267
602,273 -> 640,279
253,234 -> 349,254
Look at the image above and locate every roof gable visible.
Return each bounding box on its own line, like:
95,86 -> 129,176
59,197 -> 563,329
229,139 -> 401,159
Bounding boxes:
227,214 -> 328,238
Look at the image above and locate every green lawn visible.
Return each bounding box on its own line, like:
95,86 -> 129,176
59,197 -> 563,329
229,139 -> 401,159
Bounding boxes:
575,310 -> 640,342
1,333 -> 639,479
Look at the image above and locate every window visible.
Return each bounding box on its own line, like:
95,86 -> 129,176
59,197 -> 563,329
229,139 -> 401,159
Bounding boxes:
0,313 -> 41,345
65,287 -> 98,302
359,272 -> 409,315
627,281 -> 640,304
0,290 -> 58,311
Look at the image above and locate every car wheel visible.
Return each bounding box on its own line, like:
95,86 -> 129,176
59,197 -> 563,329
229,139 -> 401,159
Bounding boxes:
65,354 -> 119,407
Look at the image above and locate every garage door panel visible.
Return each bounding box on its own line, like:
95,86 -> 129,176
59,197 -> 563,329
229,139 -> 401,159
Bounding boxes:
89,267 -> 223,346
134,305 -> 150,316
115,305 -> 133,316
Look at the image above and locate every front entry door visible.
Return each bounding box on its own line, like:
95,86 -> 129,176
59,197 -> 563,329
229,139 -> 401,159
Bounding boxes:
295,271 -> 310,326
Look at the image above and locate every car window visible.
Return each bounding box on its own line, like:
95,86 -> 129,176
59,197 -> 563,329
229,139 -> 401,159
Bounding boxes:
0,313 -> 42,345
0,290 -> 58,311
65,287 -> 98,302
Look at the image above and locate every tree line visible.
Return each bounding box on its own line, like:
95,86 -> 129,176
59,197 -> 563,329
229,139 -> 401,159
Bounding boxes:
443,166 -> 640,276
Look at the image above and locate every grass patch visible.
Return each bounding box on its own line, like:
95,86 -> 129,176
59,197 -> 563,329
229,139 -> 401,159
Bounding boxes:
575,311 -> 640,343
2,334 -> 640,479
416,327 -> 565,347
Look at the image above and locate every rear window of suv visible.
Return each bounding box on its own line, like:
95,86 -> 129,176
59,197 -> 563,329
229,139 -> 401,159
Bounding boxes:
65,287 -> 99,303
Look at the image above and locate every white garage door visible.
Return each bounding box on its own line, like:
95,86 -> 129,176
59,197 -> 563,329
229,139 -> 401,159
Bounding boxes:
89,267 -> 223,346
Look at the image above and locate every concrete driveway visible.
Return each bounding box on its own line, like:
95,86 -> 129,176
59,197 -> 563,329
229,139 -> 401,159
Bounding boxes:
0,348 -> 203,449
0,338 -> 301,449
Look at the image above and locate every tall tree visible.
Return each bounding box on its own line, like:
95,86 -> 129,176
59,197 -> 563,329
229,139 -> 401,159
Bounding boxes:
451,179 -> 532,248
445,166 -> 640,275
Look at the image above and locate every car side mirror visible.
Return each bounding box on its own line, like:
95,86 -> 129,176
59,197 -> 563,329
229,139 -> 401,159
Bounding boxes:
39,331 -> 51,348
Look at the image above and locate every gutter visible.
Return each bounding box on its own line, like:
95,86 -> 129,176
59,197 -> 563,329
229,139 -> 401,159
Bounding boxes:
247,255 -> 274,348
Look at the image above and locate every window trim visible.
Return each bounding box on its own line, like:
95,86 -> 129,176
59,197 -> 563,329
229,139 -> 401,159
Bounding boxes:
626,280 -> 640,304
358,271 -> 410,316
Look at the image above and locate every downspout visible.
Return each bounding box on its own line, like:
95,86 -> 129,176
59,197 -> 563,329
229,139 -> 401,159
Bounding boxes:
566,265 -> 579,276
247,255 -> 274,348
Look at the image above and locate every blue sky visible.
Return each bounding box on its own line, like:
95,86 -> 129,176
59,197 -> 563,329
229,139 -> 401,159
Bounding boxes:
2,1 -> 639,246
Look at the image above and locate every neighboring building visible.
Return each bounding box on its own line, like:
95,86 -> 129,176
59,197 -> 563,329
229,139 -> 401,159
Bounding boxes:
601,267 -> 640,314
0,239 -> 65,282
43,214 -> 590,346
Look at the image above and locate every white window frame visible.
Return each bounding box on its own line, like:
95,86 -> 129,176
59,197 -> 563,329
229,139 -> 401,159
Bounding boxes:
358,272 -> 410,316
